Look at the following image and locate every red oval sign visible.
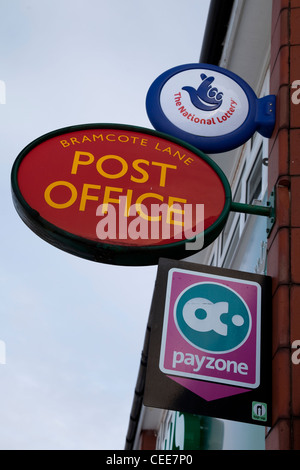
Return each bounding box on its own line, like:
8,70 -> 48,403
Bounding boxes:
11,124 -> 231,265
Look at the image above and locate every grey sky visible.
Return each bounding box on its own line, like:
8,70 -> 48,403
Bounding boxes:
0,0 -> 210,449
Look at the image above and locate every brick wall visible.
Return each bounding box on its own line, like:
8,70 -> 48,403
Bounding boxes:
139,430 -> 157,450
266,0 -> 300,450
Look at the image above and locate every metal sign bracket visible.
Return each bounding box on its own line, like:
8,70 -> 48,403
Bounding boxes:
230,188 -> 276,238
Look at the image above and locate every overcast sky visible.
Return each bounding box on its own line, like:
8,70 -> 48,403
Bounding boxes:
0,0 -> 211,450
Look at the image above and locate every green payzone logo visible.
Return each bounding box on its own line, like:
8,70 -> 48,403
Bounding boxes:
174,282 -> 251,353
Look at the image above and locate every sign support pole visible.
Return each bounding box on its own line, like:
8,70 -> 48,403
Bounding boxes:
231,201 -> 272,217
230,189 -> 276,237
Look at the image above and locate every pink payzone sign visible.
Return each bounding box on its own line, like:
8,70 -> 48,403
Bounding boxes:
159,268 -> 262,394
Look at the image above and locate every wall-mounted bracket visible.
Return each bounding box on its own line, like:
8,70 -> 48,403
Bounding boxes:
230,188 -> 276,238
266,189 -> 276,238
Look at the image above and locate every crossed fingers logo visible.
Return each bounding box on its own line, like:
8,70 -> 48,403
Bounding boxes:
182,74 -> 223,112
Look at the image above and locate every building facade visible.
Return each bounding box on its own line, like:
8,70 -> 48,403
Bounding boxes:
125,0 -> 300,450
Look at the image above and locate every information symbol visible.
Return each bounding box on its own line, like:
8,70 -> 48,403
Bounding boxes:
252,402 -> 267,422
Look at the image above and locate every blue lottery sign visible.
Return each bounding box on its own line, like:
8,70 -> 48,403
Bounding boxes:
146,64 -> 276,154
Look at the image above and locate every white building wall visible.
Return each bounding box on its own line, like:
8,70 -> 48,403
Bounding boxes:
133,0 -> 273,450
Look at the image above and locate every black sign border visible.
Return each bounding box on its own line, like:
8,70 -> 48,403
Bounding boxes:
144,258 -> 272,427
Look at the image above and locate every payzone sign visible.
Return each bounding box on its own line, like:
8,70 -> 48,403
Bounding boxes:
160,268 -> 261,389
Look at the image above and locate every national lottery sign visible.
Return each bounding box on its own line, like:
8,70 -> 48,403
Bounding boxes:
146,63 -> 276,153
144,259 -> 272,426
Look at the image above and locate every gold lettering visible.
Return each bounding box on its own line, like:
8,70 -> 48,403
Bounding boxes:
96,155 -> 128,179
131,159 -> 149,184
71,151 -> 95,174
79,184 -> 101,211
135,193 -> 164,221
151,162 -> 177,187
44,181 -> 77,209
167,196 -> 187,226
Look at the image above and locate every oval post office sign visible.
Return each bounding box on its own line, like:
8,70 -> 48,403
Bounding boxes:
146,63 -> 276,154
11,124 -> 232,266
